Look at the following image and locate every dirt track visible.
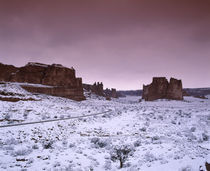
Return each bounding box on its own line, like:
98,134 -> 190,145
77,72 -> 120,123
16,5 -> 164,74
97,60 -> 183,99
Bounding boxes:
0,110 -> 112,128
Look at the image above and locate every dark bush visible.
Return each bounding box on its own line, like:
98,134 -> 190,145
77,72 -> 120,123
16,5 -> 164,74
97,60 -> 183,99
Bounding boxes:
110,145 -> 134,168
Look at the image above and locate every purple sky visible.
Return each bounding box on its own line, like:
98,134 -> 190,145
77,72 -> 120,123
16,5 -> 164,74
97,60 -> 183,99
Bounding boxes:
0,0 -> 210,90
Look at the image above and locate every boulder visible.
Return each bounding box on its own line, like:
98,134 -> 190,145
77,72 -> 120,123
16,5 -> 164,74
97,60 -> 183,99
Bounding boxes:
142,77 -> 183,101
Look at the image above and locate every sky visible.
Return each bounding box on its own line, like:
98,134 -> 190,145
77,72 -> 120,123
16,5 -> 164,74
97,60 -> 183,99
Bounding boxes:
0,0 -> 210,90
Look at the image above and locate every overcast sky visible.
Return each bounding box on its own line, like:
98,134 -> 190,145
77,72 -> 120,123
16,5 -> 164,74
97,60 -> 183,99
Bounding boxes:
0,0 -> 210,90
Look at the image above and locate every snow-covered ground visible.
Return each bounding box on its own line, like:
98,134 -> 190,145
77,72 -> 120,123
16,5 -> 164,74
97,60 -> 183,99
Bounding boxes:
0,83 -> 209,171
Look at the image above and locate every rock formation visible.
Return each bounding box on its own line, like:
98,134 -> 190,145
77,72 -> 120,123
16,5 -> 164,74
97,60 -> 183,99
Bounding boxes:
182,90 -> 190,96
0,62 -> 85,101
111,88 -> 117,98
83,82 -> 104,96
83,83 -> 118,98
142,77 -> 183,101
92,82 -> 104,96
104,88 -> 118,98
142,77 -> 168,101
0,63 -> 18,82
166,78 -> 183,100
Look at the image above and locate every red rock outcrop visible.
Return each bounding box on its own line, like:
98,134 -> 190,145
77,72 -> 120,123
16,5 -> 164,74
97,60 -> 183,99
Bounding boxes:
0,63 -> 18,82
92,82 -> 104,96
83,83 -> 118,98
111,88 -> 118,98
21,85 -> 84,100
0,62 -> 85,101
166,78 -> 183,100
83,82 -> 105,96
142,77 -> 183,101
10,63 -> 46,84
182,90 -> 190,96
104,88 -> 118,98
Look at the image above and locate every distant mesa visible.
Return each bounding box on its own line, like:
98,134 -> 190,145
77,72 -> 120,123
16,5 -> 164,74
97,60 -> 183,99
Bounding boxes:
0,62 -> 85,101
142,77 -> 183,101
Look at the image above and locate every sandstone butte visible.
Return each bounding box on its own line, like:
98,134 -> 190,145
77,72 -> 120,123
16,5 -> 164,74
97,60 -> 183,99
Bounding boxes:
142,77 -> 183,101
0,62 -> 85,101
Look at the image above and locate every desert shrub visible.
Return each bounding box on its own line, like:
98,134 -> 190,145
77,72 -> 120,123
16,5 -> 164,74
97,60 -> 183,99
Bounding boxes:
186,132 -> 197,142
5,138 -> 18,145
32,144 -> 39,149
179,165 -> 192,171
60,115 -> 64,119
13,147 -> 32,156
202,133 -> 209,141
53,161 -> 61,168
62,140 -> 68,147
104,160 -> 112,170
152,135 -> 160,141
190,127 -> 196,132
144,151 -> 156,162
4,113 -> 11,120
158,115 -> 163,120
27,158 -> 34,164
110,145 -> 134,168
3,145 -> 14,151
23,112 -> 28,119
69,143 -> 75,148
133,140 -> 141,147
42,140 -> 54,149
41,115 -> 47,120
64,164 -> 75,170
151,135 -> 161,144
171,120 -> 176,125
20,169 -> 27,171
90,137 -> 109,148
139,127 -> 147,132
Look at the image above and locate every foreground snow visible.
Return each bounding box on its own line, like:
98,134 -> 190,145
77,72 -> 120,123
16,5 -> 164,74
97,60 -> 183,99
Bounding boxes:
0,83 -> 209,170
